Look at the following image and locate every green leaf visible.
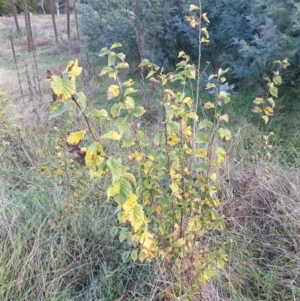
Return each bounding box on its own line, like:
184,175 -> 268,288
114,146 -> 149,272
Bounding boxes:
107,180 -> 120,197
118,178 -> 132,204
115,117 -> 129,134
125,96 -> 135,109
131,250 -> 138,261
76,92 -> 86,113
273,75 -> 281,85
216,128 -> 231,141
192,162 -> 208,171
154,132 -> 164,145
130,106 -> 145,117
123,173 -> 136,186
124,88 -> 138,96
51,76 -> 75,99
128,203 -> 144,232
270,86 -> 278,98
122,250 -> 130,262
253,97 -> 264,104
98,66 -> 114,77
139,59 -> 150,67
101,130 -> 122,140
107,158 -> 124,183
196,132 -> 210,143
48,101 -> 69,119
111,103 -> 122,118
122,137 -> 135,147
267,97 -> 276,108
110,226 -> 118,237
199,119 -> 213,129
119,228 -> 128,243
92,108 -> 111,120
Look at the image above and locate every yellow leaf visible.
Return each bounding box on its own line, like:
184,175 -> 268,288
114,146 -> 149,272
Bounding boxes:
202,13 -> 210,24
264,106 -> 274,116
108,85 -> 120,100
253,97 -> 264,104
220,114 -> 229,122
101,130 -> 122,140
194,148 -> 208,158
85,142 -> 106,169
252,106 -> 263,113
203,102 -> 215,109
201,28 -> 209,39
189,4 -> 200,11
66,130 -> 85,146
200,37 -> 210,44
186,16 -> 199,28
210,173 -> 217,181
262,115 -> 269,124
168,134 -> 180,146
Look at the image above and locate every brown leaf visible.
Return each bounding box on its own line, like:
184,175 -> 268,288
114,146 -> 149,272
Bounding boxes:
182,256 -> 193,270
164,287 -> 175,301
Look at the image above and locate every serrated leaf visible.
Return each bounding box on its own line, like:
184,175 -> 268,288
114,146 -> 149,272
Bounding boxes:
194,148 -> 208,158
123,79 -> 135,87
49,101 -> 69,119
270,86 -> 278,98
116,62 -> 129,69
216,128 -> 231,141
85,142 -> 106,169
192,162 -> 208,171
273,75 -> 281,85
114,117 -> 129,134
51,76 -> 75,99
131,106 -> 145,117
63,59 -> 82,83
125,96 -> 135,109
92,108 -> 111,120
124,88 -> 138,96
110,42 -> 122,50
185,112 -> 198,120
199,119 -> 213,129
196,132 -> 210,143
128,203 -> 145,232
76,92 -> 86,113
98,66 -> 114,77
111,103 -> 122,118
107,158 -> 124,183
101,130 -> 122,140
122,137 -> 135,148
107,180 -> 120,198
118,178 -> 132,204
108,85 -> 120,100
67,130 -> 85,146
139,59 -> 150,67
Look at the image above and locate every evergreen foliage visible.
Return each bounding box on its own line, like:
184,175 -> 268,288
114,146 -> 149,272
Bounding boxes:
77,0 -> 300,88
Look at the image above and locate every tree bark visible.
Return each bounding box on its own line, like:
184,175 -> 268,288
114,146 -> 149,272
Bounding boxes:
9,0 -> 21,34
22,0 -> 34,52
49,0 -> 59,45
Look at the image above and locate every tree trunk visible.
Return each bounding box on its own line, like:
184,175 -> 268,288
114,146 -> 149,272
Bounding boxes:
22,0 -> 34,52
55,0 -> 60,16
9,0 -> 21,34
66,0 -> 70,39
49,0 -> 59,45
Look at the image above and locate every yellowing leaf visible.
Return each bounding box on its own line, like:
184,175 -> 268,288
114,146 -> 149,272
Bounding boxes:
203,102 -> 215,109
85,142 -> 106,169
189,4 -> 200,11
66,130 -> 85,146
194,148 -> 208,158
267,97 -> 275,108
51,76 -> 75,100
186,16 -> 199,28
92,108 -> 111,120
252,106 -> 263,113
220,114 -> 229,122
202,12 -> 210,24
262,115 -> 269,124
101,130 -> 122,140
216,128 -> 231,141
200,37 -> 210,44
63,59 -> 82,84
168,134 -> 180,146
108,85 -> 120,100
264,106 -> 274,116
273,75 -> 281,85
270,86 -> 278,98
253,97 -> 264,104
201,28 -> 209,39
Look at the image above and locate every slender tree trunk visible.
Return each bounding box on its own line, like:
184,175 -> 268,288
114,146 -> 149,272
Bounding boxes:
22,0 -> 34,52
49,0 -> 59,45
9,0 -> 21,34
74,2 -> 80,42
10,37 -> 23,96
55,0 -> 60,16
66,0 -> 70,40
